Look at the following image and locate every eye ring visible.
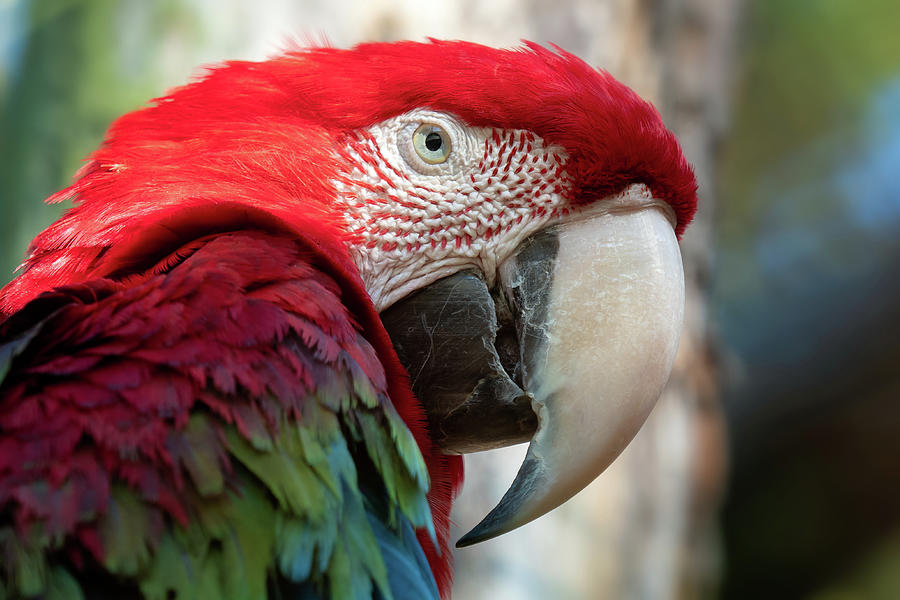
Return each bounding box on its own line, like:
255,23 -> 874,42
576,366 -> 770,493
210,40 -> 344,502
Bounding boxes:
412,123 -> 452,164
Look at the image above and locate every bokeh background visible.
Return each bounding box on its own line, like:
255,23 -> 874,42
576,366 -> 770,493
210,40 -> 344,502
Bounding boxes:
2,1 -> 899,598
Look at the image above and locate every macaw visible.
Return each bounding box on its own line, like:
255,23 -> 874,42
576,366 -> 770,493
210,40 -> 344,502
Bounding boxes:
0,40 -> 696,599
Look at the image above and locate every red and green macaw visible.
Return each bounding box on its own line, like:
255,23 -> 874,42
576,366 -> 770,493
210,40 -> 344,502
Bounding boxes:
0,41 -> 696,599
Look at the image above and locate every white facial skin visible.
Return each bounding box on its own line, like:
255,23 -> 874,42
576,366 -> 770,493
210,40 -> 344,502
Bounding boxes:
334,109 -> 573,311
335,109 -> 687,543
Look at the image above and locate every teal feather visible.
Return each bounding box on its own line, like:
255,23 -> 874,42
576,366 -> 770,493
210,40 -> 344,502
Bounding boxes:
367,510 -> 440,600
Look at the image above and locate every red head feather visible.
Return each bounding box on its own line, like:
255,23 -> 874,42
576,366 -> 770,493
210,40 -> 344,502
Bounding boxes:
1,40 -> 696,315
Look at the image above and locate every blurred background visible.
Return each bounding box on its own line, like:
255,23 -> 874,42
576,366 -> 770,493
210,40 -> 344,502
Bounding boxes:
1,0 -> 899,598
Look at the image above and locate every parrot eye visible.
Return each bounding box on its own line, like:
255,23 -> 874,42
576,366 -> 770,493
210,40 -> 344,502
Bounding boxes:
412,124 -> 452,164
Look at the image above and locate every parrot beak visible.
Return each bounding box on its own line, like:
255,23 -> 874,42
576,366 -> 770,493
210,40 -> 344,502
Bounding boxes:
382,185 -> 685,546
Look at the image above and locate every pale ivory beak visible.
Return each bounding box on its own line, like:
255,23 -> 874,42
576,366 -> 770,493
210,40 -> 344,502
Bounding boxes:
457,189 -> 685,546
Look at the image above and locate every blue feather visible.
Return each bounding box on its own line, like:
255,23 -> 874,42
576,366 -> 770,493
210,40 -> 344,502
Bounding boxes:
367,509 -> 439,600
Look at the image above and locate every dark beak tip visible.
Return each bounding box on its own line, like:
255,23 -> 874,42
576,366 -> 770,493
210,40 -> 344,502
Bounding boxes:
454,453 -> 543,548
455,518 -> 499,548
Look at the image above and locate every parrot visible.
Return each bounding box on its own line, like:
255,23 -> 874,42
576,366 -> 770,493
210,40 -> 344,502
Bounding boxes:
0,40 -> 696,600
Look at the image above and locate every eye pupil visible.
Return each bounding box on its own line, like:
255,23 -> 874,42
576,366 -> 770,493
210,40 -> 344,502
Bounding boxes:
425,132 -> 443,152
411,122 -> 452,165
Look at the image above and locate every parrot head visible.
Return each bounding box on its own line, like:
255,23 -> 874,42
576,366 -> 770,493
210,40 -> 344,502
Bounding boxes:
1,41 -> 696,548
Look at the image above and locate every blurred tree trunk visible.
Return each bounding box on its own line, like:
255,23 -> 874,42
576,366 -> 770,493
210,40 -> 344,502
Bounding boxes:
0,0 -> 199,284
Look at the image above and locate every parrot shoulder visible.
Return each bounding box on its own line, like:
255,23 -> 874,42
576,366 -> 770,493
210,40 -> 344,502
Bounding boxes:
0,230 -> 438,600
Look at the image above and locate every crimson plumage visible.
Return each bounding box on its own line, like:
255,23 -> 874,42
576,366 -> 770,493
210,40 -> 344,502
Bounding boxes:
1,228 -> 461,596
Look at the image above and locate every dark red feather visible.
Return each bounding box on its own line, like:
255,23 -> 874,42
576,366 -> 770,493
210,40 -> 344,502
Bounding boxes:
0,231 -> 461,594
